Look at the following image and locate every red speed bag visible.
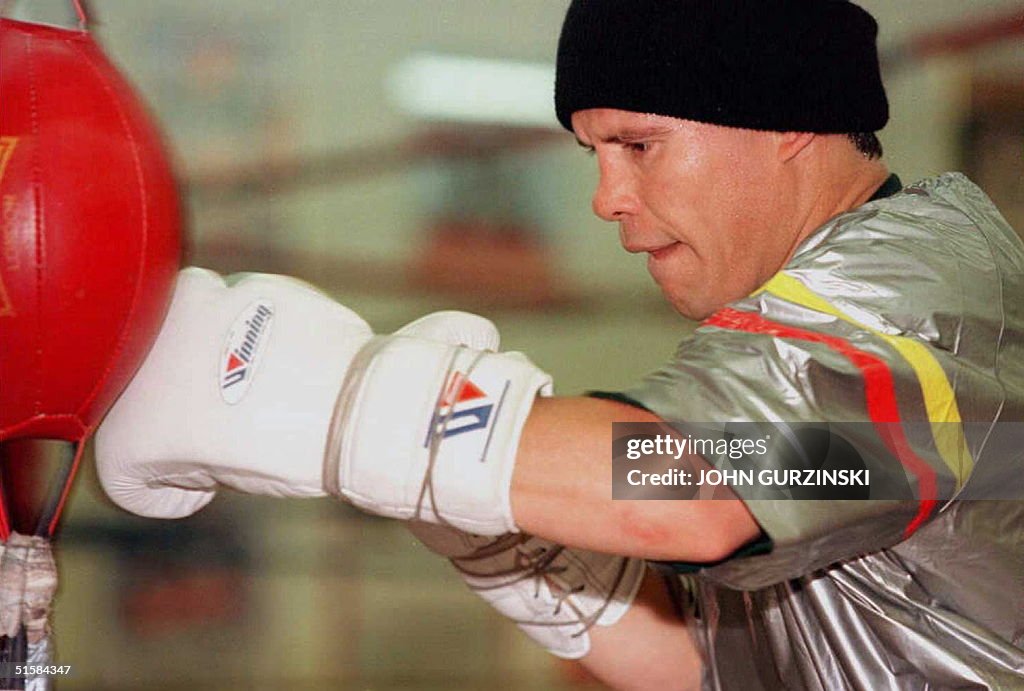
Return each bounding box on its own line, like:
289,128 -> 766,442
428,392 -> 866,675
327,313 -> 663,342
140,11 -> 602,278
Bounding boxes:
0,18 -> 182,448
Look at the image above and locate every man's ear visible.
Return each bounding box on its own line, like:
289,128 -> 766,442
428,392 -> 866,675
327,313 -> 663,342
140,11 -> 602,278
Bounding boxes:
776,132 -> 816,162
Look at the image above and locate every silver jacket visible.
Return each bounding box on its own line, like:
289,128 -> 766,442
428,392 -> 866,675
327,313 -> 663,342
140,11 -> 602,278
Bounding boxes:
625,173 -> 1024,690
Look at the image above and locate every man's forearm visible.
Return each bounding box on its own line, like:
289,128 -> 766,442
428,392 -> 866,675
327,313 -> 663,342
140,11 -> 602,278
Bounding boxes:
582,566 -> 702,691
511,396 -> 761,561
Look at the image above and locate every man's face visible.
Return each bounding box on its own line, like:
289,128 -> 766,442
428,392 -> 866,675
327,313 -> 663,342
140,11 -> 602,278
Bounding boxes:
572,109 -> 801,319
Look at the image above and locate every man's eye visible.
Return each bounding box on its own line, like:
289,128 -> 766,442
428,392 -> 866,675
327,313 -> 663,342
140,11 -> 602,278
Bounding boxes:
625,142 -> 649,153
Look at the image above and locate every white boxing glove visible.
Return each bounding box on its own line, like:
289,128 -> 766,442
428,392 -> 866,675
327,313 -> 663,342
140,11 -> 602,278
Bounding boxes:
410,522 -> 645,660
98,268 -> 551,534
95,267 -> 373,518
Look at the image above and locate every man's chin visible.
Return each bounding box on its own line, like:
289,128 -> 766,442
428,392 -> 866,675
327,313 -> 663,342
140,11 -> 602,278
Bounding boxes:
660,285 -> 712,321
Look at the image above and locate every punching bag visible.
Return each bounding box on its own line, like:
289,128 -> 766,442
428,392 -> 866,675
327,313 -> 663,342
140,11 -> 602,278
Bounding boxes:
0,11 -> 182,535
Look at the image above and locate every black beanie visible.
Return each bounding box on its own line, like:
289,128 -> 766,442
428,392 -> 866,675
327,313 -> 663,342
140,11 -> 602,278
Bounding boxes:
555,0 -> 888,134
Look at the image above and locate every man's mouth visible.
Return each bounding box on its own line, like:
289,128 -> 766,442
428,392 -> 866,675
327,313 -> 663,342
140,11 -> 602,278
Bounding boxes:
646,242 -> 681,260
622,240 -> 680,256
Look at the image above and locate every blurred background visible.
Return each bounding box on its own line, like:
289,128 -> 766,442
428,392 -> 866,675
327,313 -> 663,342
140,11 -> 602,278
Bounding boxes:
4,0 -> 1023,688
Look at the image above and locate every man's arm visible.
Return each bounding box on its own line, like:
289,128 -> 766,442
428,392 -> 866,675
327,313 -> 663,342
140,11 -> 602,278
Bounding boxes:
95,275 -> 758,562
93,277 -> 739,680
512,396 -> 761,562
583,567 -> 703,691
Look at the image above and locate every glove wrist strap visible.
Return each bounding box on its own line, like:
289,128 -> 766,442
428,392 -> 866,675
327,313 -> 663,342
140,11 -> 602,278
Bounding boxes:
326,335 -> 552,534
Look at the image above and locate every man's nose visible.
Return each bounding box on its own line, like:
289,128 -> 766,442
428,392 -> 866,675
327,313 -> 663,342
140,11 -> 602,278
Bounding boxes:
591,161 -> 637,222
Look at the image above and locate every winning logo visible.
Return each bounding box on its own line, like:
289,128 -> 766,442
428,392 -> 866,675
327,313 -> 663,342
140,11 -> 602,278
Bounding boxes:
429,371 -> 495,441
220,300 -> 274,404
